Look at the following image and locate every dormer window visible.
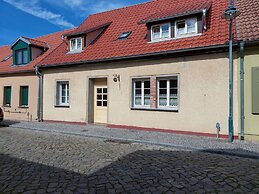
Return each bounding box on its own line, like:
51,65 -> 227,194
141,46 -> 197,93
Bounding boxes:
15,49 -> 28,65
70,37 -> 82,52
175,18 -> 197,37
151,23 -> 171,41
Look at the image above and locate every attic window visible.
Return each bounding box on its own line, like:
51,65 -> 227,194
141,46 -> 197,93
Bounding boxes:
70,37 -> 82,52
151,23 -> 171,41
118,31 -> 131,39
175,18 -> 197,37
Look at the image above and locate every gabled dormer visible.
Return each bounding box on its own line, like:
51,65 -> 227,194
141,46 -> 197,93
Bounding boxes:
63,22 -> 112,54
139,1 -> 212,42
11,37 -> 49,66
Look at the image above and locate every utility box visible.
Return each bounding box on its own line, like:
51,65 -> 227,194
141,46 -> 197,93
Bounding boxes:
252,67 -> 259,114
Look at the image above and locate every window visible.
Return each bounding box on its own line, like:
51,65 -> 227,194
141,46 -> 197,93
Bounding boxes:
133,79 -> 150,107
175,18 -> 197,37
118,31 -> 132,39
151,23 -> 171,41
70,38 -> 82,52
15,49 -> 28,65
3,86 -> 11,106
56,81 -> 69,106
20,86 -> 29,107
157,76 -> 178,109
96,87 -> 108,107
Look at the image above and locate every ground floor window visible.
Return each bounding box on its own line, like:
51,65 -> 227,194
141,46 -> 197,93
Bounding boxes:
56,81 -> 69,106
20,86 -> 29,107
157,76 -> 178,109
133,79 -> 150,107
3,86 -> 11,106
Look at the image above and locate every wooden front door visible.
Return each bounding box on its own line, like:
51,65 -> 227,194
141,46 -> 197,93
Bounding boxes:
94,79 -> 107,124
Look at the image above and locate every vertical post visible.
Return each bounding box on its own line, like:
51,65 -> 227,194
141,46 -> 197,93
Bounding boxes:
240,41 -> 245,140
228,18 -> 234,142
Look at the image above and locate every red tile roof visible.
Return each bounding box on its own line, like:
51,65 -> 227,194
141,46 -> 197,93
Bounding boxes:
140,1 -> 212,24
0,29 -> 73,75
236,0 -> 259,41
39,0 -> 231,67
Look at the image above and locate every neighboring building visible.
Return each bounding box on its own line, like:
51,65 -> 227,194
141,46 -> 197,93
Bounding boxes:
0,30 -> 72,121
37,0 -> 240,138
236,0 -> 259,141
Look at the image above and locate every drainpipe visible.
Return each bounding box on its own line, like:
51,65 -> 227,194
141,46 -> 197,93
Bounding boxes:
240,41 -> 245,140
35,65 -> 43,122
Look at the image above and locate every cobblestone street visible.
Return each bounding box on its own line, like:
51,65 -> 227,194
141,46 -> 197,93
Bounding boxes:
0,127 -> 259,194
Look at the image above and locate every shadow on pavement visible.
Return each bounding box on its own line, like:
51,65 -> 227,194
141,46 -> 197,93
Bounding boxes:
0,120 -> 20,128
0,150 -> 258,193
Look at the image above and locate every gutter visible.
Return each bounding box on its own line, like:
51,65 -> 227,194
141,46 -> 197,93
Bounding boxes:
35,65 -> 43,122
239,41 -> 245,140
40,43 -> 238,69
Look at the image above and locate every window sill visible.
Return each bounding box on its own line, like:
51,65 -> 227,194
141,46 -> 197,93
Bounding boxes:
3,105 -> 11,108
131,107 -> 178,112
66,50 -> 83,54
19,106 -> 29,109
54,105 -> 70,108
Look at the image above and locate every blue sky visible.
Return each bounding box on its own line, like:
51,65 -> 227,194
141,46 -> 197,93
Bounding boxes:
0,0 -> 147,46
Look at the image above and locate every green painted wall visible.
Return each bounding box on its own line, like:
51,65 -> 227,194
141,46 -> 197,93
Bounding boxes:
238,46 -> 259,141
12,40 -> 31,65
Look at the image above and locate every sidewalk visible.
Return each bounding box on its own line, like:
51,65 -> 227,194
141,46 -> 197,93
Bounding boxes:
1,120 -> 259,159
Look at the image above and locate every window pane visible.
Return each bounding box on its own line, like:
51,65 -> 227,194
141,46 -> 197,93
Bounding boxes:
103,95 -> 107,100
159,89 -> 167,95
144,81 -> 150,88
77,38 -> 82,49
103,88 -> 107,93
71,39 -> 76,50
159,80 -> 167,88
177,21 -> 186,35
21,86 -> 28,106
159,97 -> 167,106
135,81 -> 141,89
161,24 -> 170,38
97,101 -> 102,106
97,95 -> 102,100
135,89 -> 141,95
187,19 -> 196,33
170,79 -> 177,88
23,49 -> 28,64
97,88 -> 102,94
170,97 -> 178,106
152,26 -> 160,39
135,96 -> 141,105
103,101 -> 107,107
4,87 -> 11,105
62,96 -> 66,103
16,51 -> 22,65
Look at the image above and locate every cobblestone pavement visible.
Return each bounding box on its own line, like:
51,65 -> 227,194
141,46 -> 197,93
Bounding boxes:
0,127 -> 259,193
1,120 -> 259,159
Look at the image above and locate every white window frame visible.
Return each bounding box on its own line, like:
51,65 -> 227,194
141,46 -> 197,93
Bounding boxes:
175,17 -> 198,38
157,75 -> 179,110
151,23 -> 171,41
70,37 -> 82,52
56,81 -> 69,106
133,78 -> 151,107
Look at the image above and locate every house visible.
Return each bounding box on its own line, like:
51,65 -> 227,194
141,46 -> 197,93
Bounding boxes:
0,30 -> 72,121
236,0 -> 259,141
35,0 -> 241,138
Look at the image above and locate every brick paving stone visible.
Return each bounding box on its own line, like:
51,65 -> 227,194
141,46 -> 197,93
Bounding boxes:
0,127 -> 259,193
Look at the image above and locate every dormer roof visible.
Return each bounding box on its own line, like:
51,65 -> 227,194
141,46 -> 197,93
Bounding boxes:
11,36 -> 49,49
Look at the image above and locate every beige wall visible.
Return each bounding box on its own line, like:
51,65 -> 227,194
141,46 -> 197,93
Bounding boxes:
43,52 -> 239,136
238,47 -> 259,141
0,74 -> 38,121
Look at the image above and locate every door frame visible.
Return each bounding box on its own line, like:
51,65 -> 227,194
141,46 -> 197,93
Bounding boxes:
87,76 -> 109,124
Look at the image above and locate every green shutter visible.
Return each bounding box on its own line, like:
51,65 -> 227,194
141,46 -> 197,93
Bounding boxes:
20,86 -> 29,106
4,86 -> 11,106
252,67 -> 259,114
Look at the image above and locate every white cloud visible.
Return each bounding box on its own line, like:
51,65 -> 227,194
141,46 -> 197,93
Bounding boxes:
3,0 -> 75,28
89,1 -> 126,13
64,0 -> 84,8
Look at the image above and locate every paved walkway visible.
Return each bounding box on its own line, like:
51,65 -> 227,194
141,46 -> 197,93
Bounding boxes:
0,127 -> 259,193
1,120 -> 259,159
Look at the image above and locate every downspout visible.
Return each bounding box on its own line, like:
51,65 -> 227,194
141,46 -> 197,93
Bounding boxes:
35,65 -> 43,122
240,41 -> 245,140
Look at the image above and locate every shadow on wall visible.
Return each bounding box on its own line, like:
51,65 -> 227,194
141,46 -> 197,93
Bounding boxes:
0,150 -> 258,193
